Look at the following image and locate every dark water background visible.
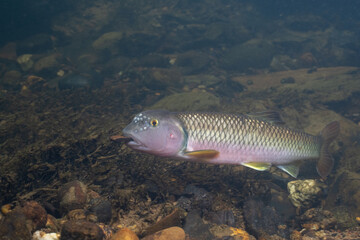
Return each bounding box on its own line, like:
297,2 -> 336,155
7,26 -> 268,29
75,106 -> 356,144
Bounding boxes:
0,0 -> 360,239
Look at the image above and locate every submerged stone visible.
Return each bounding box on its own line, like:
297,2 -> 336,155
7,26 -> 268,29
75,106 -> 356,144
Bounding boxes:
60,220 -> 105,240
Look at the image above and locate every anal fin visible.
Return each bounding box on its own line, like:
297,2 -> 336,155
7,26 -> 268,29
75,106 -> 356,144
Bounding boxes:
242,162 -> 271,171
277,161 -> 302,178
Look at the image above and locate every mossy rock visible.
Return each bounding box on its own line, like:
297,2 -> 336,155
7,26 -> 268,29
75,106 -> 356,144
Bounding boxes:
221,39 -> 276,71
92,32 -> 123,51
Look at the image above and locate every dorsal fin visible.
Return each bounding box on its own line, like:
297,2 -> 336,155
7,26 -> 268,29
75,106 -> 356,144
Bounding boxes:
246,111 -> 285,125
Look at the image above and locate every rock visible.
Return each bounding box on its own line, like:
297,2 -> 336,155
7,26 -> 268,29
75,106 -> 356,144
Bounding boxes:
60,220 -> 105,240
331,206 -> 359,229
221,39 -> 276,71
17,34 -> 53,55
92,32 -> 123,51
184,211 -> 213,240
150,91 -> 220,112
270,55 -> 299,71
17,54 -> 34,71
110,228 -> 139,240
58,72 -> 103,90
22,201 -> 47,231
1,204 -> 13,215
300,208 -> 337,230
135,54 -> 169,68
287,179 -> 327,209
326,170 -> 360,218
0,208 -> 31,240
34,53 -> 60,74
176,196 -> 192,211
0,42 -> 17,61
1,70 -> 22,90
117,33 -> 162,57
292,227 -> 360,240
102,56 -> 130,74
209,225 -> 255,240
232,66 -> 360,103
269,188 -> 296,221
141,227 -> 185,240
32,230 -> 60,240
146,68 -> 183,89
66,209 -> 87,221
206,210 -> 236,226
88,198 -> 112,223
58,180 -> 87,215
243,198 -> 289,239
183,74 -> 222,88
143,209 -> 181,236
184,185 -> 213,209
175,51 -> 211,74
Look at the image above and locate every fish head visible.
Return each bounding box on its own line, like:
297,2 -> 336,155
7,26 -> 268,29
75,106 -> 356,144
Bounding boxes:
123,110 -> 186,157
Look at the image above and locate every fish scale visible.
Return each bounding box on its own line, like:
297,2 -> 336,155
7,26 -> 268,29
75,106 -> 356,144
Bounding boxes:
122,110 -> 340,178
176,112 -> 320,164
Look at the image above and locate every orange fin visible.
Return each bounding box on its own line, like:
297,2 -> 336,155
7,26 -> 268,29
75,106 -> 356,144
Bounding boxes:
184,150 -> 219,159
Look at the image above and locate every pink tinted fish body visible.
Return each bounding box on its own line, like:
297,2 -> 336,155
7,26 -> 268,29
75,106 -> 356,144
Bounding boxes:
122,110 -> 339,178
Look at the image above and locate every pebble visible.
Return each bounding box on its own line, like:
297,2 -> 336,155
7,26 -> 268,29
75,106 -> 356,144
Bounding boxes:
60,220 -> 105,240
22,201 -> 48,231
243,198 -> 289,239
287,179 -> 327,209
184,210 -> 213,239
141,227 -> 185,240
58,180 -> 87,215
143,209 -> 181,236
34,53 -> 60,73
110,227 -> 139,240
206,210 -> 236,226
184,185 -> 213,209
89,197 -> 112,223
0,208 -> 31,239
17,54 -> 34,71
32,231 -> 60,240
1,203 -> 12,215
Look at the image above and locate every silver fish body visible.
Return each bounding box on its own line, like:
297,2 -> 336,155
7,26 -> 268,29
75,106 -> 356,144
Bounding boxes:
122,110 -> 340,178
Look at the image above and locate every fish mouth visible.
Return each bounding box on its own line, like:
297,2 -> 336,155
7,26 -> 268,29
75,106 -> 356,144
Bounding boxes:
122,133 -> 149,151
110,135 -> 133,143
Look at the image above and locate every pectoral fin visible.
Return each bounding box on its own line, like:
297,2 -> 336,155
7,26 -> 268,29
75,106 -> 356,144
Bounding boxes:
277,161 -> 302,178
184,150 -> 219,159
242,162 -> 271,171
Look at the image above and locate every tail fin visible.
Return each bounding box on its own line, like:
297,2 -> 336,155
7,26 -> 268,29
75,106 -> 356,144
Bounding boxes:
317,121 -> 340,179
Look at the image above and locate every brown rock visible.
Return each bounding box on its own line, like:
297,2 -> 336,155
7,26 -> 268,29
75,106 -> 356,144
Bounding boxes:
58,180 -> 87,215
22,201 -> 47,231
111,228 -> 139,240
141,227 -> 185,240
60,220 -> 105,240
143,209 -> 181,236
1,70 -> 22,90
0,208 -> 31,239
34,53 -> 60,73
0,42 -> 17,60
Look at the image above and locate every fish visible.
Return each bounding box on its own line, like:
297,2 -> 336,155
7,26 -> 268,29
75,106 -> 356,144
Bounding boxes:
121,110 -> 340,178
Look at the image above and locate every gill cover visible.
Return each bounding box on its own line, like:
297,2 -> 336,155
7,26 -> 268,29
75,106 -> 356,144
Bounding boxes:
122,110 -> 186,157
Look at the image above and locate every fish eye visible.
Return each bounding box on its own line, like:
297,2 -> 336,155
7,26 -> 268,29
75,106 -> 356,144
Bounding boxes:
150,119 -> 159,127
